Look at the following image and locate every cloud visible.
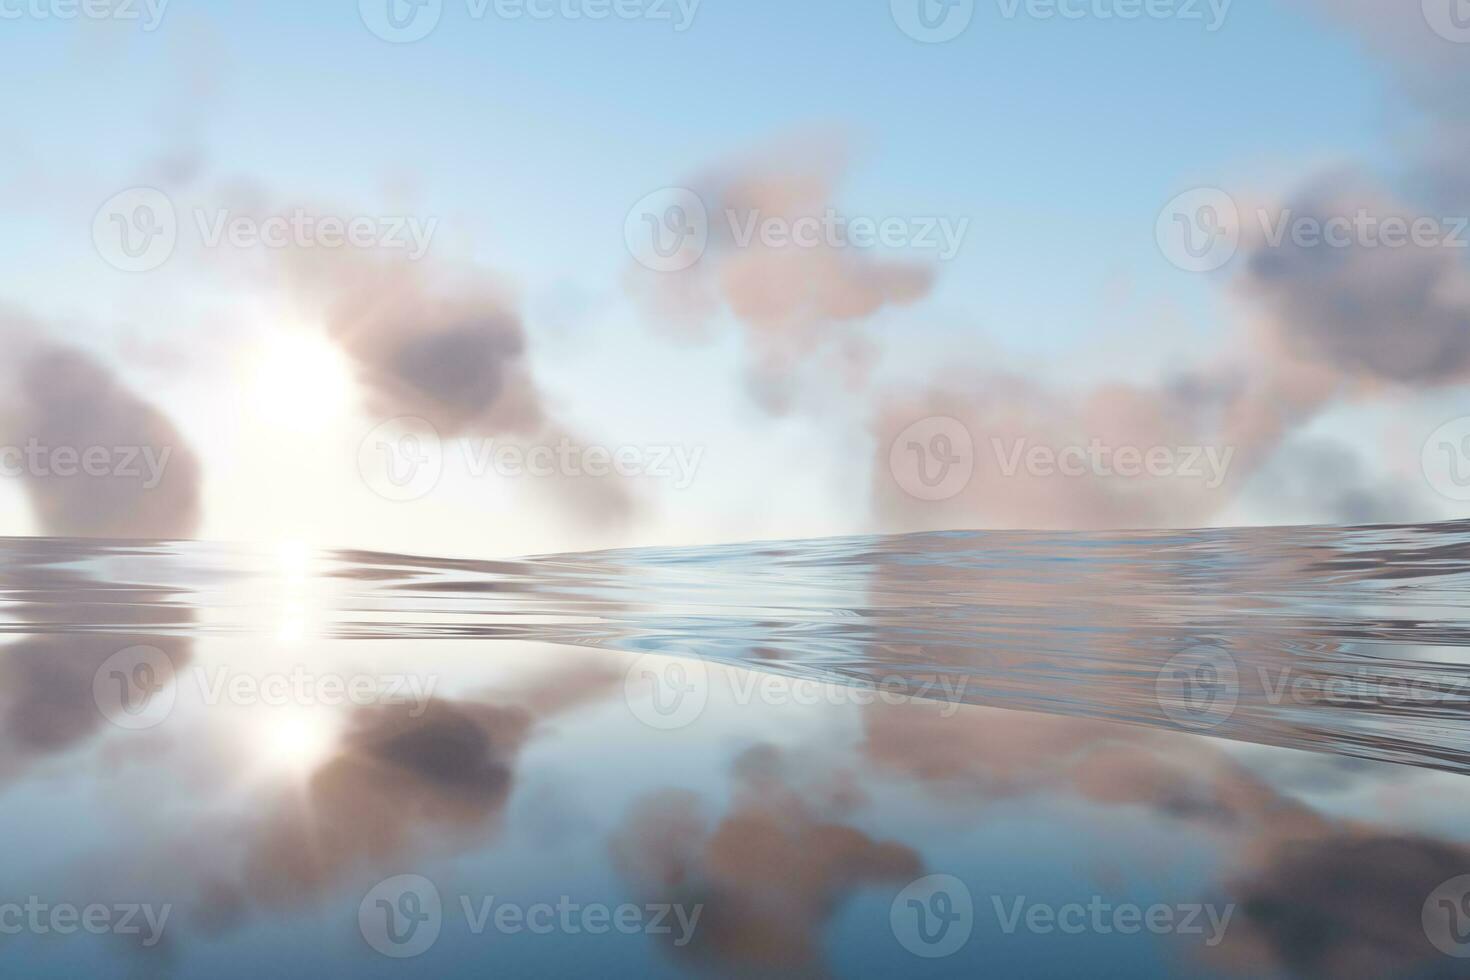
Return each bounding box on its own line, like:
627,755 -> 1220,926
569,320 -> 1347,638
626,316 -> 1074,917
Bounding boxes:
0,550 -> 194,787
199,662 -> 619,927
1,338 -> 202,539
286,242 -> 639,529
1221,832 -> 1470,979
1234,438 -> 1422,526
629,134 -> 937,413
871,363 -> 1285,531
1238,177 -> 1470,387
611,743 -> 920,975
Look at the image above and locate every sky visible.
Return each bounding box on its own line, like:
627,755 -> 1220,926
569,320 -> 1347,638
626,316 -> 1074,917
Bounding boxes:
1,0 -> 1468,557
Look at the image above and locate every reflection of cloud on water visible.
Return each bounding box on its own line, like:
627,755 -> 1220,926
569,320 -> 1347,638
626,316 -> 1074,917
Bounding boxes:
612,743 -> 920,976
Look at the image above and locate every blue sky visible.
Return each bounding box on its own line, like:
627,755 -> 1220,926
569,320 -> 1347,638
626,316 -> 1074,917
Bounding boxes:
0,0 -> 1465,555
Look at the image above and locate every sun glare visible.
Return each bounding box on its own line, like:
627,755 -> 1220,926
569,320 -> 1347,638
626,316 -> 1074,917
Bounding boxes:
253,709 -> 341,779
245,328 -> 353,432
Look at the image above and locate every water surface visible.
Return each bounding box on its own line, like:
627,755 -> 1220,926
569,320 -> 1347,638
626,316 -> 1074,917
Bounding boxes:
4,522 -> 1470,977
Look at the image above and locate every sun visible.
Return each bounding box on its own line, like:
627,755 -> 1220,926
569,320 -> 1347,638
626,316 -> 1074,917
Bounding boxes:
242,327 -> 354,434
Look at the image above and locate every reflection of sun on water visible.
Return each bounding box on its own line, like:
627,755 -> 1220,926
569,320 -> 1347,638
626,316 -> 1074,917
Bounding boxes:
251,709 -> 341,779
273,540 -> 315,642
241,543 -> 338,781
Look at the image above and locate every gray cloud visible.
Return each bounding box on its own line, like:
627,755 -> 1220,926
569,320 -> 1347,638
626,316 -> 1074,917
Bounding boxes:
2,337 -> 202,539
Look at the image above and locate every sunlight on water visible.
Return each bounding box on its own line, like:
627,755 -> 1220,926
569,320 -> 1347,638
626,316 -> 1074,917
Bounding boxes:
6,524 -> 1470,978
6,520 -> 1470,773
